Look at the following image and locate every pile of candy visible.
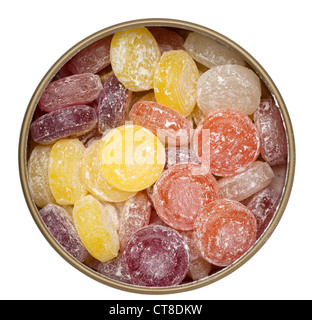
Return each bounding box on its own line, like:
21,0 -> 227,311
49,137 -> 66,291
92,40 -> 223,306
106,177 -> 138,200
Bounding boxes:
27,26 -> 288,287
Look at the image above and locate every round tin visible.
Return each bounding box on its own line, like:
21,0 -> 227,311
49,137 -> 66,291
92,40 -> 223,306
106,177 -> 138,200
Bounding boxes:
19,18 -> 295,294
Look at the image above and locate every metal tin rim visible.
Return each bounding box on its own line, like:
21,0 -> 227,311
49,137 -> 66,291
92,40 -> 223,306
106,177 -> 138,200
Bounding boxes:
19,18 -> 295,295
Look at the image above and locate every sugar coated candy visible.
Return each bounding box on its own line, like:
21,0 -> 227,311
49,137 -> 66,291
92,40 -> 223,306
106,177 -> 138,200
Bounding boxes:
123,225 -> 190,287
31,105 -> 97,145
148,27 -> 185,54
218,161 -> 275,202
67,35 -> 112,74
119,192 -> 152,251
129,101 -> 192,146
73,195 -> 119,262
245,186 -> 280,239
110,27 -> 161,91
164,147 -> 200,170
184,32 -> 245,69
28,145 -> 55,208
193,109 -> 260,177
99,125 -> 165,192
39,204 -> 89,262
153,163 -> 220,230
254,99 -> 288,166
194,199 -> 257,267
80,139 -> 136,202
39,73 -> 102,112
154,50 -> 199,117
89,255 -> 131,284
97,73 -> 131,134
49,139 -> 87,205
197,65 -> 261,116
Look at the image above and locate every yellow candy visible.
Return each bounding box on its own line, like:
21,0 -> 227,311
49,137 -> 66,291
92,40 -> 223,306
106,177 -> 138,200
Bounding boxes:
80,140 -> 136,202
27,145 -> 55,208
110,27 -> 161,92
154,50 -> 199,117
100,125 -> 165,192
49,139 -> 87,205
73,195 -> 119,262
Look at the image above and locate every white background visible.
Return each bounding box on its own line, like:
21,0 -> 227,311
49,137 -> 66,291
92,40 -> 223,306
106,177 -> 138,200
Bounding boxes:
1,0 -> 311,300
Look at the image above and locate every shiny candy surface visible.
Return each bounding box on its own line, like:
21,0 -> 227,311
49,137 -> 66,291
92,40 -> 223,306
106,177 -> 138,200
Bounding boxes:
154,50 -> 199,117
110,27 -> 161,91
99,125 -> 165,192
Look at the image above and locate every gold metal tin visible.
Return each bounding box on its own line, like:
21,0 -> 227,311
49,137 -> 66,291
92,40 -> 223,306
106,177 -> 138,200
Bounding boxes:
19,18 -> 295,294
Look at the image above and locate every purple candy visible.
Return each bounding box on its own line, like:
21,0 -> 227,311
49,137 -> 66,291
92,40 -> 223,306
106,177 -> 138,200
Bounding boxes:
39,204 -> 89,262
30,105 -> 97,145
97,73 -> 131,133
254,99 -> 288,166
123,225 -> 190,287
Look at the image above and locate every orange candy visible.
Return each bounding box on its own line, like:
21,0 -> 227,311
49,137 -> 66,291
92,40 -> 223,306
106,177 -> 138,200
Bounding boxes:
153,163 -> 220,231
193,109 -> 260,177
194,199 -> 257,267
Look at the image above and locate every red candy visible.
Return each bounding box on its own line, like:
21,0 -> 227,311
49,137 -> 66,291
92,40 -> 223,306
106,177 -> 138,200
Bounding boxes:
194,199 -> 257,267
31,105 -> 97,145
97,73 -> 131,133
38,73 -> 103,112
129,101 -> 192,146
193,109 -> 260,177
122,225 -> 190,287
67,35 -> 112,74
153,163 -> 220,230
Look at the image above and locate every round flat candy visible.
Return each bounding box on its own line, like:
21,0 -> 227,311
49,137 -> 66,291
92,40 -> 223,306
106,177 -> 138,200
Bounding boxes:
99,125 -> 165,192
197,65 -> 261,116
153,163 -> 220,230
110,27 -> 161,91
193,109 -> 260,177
194,199 -> 257,267
122,225 -> 190,287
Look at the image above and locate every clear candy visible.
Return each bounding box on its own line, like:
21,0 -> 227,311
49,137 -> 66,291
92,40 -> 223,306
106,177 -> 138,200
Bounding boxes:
48,139 -> 87,205
254,99 -> 288,165
67,35 -> 112,74
197,65 -> 261,116
97,73 -> 131,134
119,192 -> 152,251
193,109 -> 260,177
164,147 -> 200,170
153,163 -> 220,230
30,105 -> 97,145
28,145 -> 55,208
148,27 -> 185,54
110,27 -> 161,91
129,101 -> 192,146
122,225 -> 190,287
39,204 -> 89,262
194,199 -> 257,266
99,125 -> 165,192
73,195 -> 119,262
184,32 -> 245,68
218,161 -> 275,202
154,50 -> 199,117
39,73 -> 103,112
245,186 -> 280,239
80,139 -> 136,202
